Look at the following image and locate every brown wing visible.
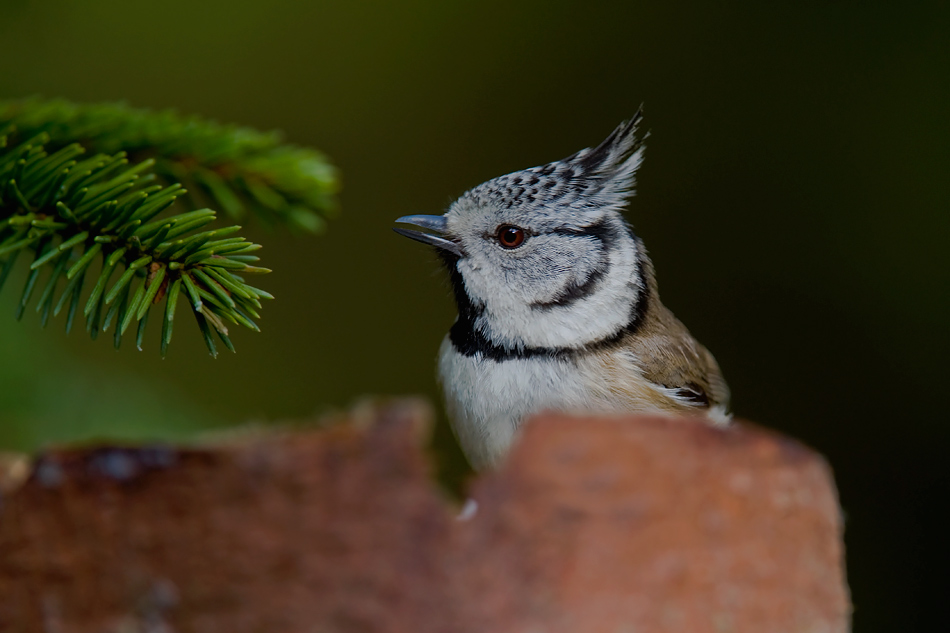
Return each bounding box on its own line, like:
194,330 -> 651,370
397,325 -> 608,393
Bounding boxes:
623,300 -> 731,413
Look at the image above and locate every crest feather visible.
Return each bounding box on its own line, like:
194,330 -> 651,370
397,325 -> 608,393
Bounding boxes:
459,110 -> 646,217
566,109 -> 646,204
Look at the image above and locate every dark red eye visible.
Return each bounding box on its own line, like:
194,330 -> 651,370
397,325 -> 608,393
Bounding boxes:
497,225 -> 525,249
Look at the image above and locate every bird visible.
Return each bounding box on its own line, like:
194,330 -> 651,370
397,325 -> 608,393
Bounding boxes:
394,112 -> 730,470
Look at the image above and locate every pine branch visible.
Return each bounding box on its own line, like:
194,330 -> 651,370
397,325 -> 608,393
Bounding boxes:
0,125 -> 273,357
0,98 -> 339,233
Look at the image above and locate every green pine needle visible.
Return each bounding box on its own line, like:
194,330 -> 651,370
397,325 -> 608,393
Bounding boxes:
0,97 -> 338,232
0,124 -> 275,356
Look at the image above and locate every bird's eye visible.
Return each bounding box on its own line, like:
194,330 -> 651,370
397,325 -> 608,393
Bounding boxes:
496,224 -> 526,249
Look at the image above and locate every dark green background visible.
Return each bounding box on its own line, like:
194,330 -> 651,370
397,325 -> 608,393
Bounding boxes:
1,1 -> 947,629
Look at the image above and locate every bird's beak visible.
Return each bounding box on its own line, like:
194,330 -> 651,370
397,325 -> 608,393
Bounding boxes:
393,214 -> 463,257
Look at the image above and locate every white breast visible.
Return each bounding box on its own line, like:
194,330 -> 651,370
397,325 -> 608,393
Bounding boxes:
437,335 -> 729,469
437,336 -> 635,469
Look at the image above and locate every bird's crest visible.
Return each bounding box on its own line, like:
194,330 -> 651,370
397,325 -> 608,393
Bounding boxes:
462,110 -> 646,218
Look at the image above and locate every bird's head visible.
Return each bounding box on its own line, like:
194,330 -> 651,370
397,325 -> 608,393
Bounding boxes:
395,114 -> 652,354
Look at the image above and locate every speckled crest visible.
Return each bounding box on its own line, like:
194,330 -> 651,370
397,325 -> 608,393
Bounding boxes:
458,111 -> 645,222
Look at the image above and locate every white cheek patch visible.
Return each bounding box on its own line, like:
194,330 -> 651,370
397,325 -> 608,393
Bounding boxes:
529,250 -> 606,310
496,242 -> 600,307
464,229 -> 642,350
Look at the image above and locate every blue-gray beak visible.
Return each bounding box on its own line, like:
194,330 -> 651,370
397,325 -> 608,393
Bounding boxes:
393,214 -> 462,257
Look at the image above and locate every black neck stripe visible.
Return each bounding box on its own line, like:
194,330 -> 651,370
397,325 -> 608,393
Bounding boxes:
529,265 -> 605,311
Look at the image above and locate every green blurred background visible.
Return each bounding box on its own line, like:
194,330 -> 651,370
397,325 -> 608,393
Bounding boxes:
1,1 -> 947,629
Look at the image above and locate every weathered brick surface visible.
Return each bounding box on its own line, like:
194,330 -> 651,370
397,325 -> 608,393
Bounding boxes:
459,414 -> 850,632
0,403 -> 850,632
